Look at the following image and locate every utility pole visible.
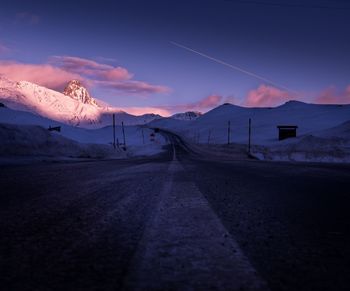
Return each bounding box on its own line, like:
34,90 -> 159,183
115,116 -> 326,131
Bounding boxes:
248,118 -> 252,154
112,113 -> 116,149
142,127 -> 145,144
227,120 -> 231,145
122,121 -> 126,148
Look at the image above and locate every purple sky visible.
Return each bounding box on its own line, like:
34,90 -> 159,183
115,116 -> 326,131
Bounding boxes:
0,0 -> 350,115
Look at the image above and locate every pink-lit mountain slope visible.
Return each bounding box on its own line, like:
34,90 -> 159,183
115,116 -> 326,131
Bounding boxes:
0,77 -> 162,128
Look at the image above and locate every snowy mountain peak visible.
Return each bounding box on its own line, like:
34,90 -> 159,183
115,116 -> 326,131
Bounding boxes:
63,80 -> 98,106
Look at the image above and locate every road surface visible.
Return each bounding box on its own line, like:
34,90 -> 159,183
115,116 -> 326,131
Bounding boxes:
1,134 -> 350,290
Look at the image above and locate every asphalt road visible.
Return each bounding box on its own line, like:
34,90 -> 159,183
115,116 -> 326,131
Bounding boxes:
1,135 -> 350,291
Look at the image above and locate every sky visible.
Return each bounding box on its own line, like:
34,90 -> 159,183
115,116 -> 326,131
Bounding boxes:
0,0 -> 349,115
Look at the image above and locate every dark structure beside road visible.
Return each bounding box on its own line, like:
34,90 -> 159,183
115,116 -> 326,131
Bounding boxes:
277,125 -> 298,140
48,126 -> 61,132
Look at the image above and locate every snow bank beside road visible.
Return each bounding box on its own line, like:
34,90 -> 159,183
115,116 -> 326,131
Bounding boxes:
0,107 -> 167,159
0,107 -> 165,146
252,134 -> 350,163
0,123 -> 125,160
0,123 -> 167,162
252,121 -> 350,163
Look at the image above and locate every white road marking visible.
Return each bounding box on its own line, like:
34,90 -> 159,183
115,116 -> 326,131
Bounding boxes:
122,146 -> 269,290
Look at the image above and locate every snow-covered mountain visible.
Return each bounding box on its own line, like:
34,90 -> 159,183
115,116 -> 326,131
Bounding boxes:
0,77 -> 162,127
0,77 -> 103,126
150,101 -> 350,145
63,80 -> 98,106
171,111 -> 202,120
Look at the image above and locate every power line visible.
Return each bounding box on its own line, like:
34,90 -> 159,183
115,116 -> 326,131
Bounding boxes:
170,41 -> 297,94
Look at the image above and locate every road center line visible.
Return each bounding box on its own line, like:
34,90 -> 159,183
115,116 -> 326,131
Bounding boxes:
122,156 -> 269,290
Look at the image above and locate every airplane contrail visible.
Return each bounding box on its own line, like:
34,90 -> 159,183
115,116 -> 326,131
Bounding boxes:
170,41 -> 296,94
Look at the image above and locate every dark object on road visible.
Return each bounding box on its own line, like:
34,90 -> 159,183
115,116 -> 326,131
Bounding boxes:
0,102 -> 5,107
48,126 -> 61,132
277,125 -> 298,140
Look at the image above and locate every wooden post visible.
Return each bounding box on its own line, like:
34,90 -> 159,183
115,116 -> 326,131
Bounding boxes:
112,113 -> 116,149
248,118 -> 251,154
227,120 -> 231,145
122,121 -> 126,148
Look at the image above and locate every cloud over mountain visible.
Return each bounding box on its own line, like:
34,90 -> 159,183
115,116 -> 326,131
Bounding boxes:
244,84 -> 297,107
0,61 -> 82,90
314,86 -> 350,104
0,56 -> 170,95
164,94 -> 223,112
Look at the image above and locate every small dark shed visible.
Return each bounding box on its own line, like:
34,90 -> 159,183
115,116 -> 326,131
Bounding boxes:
277,125 -> 298,140
48,126 -> 61,132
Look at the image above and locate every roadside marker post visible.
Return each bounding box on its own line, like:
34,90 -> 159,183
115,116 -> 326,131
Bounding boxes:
208,130 -> 211,144
227,120 -> 231,145
248,118 -> 252,154
122,121 -> 127,149
112,113 -> 116,149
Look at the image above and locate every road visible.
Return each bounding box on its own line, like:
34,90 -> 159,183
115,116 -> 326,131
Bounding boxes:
1,133 -> 350,291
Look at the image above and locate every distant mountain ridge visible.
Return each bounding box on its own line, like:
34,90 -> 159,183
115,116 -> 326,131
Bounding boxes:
171,111 -> 202,120
150,100 -> 350,145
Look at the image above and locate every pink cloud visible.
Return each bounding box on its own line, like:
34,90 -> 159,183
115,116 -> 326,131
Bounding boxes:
0,61 -> 83,90
50,56 -> 111,70
97,80 -> 170,94
50,56 -> 132,81
161,94 -> 223,114
244,84 -> 296,107
195,94 -> 223,108
49,56 -> 169,94
0,56 -> 170,96
101,68 -> 132,81
314,86 -> 350,104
